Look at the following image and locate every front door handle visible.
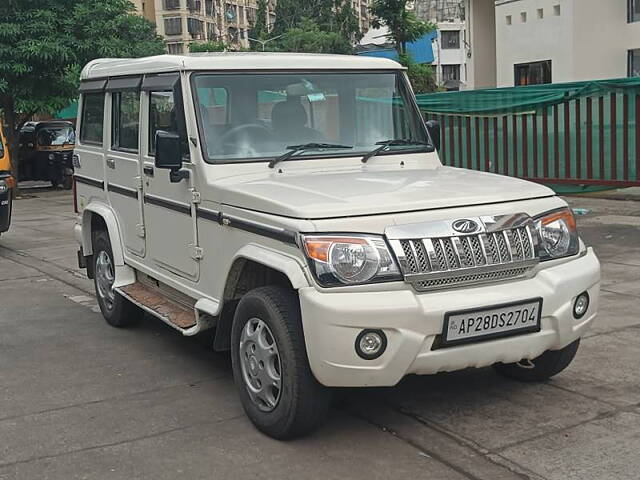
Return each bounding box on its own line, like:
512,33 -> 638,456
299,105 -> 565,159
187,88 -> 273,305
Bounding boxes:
143,165 -> 154,176
106,158 -> 116,169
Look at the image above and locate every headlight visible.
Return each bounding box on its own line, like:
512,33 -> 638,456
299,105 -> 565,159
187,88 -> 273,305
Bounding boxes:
0,180 -> 6,194
48,153 -> 55,160
302,235 -> 401,286
534,208 -> 579,261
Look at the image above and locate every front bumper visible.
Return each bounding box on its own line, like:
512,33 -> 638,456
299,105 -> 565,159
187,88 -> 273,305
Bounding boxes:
299,248 -> 600,387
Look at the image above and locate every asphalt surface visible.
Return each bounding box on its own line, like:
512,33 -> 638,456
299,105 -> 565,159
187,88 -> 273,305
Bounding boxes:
0,188 -> 638,480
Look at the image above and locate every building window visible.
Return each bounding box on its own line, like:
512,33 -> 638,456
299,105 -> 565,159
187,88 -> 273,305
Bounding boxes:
520,12 -> 527,22
629,49 -> 640,77
164,0 -> 180,10
164,17 -> 182,35
167,42 -> 184,54
80,93 -> 105,145
553,4 -> 561,16
506,15 -> 512,25
537,8 -> 544,19
514,60 -> 552,86
629,0 -> 640,22
441,31 -> 460,49
188,17 -> 204,37
442,65 -> 460,80
112,91 -> 140,152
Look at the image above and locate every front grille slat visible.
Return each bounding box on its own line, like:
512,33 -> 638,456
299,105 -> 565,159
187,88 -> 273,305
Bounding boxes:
390,219 -> 538,292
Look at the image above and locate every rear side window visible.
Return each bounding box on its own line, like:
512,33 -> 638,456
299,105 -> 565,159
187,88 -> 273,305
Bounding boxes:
112,91 -> 140,152
80,93 -> 105,145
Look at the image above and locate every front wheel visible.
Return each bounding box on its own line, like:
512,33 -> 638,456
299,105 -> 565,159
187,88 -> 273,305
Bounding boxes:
231,286 -> 331,439
493,339 -> 580,382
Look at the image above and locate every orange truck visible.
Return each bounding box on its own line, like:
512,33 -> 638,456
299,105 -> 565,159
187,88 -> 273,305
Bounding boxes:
0,123 -> 14,235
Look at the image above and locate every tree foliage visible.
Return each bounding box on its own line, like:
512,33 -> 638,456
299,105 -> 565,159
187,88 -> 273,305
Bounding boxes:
274,18 -> 353,55
273,0 -> 362,43
398,53 -> 436,94
249,0 -> 269,44
0,0 -> 165,178
370,0 -> 434,54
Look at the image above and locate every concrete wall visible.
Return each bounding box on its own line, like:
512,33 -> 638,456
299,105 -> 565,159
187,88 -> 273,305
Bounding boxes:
466,0 -> 497,89
495,0 -> 640,87
572,0 -> 640,80
495,0 -> 575,87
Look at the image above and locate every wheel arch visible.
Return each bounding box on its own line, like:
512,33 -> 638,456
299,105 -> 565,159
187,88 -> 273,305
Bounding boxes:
81,203 -> 125,266
212,245 -> 310,352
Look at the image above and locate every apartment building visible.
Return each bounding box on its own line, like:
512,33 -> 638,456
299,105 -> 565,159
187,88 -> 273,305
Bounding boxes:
495,0 -> 640,87
351,0 -> 373,33
133,0 -> 274,53
409,0 -> 498,90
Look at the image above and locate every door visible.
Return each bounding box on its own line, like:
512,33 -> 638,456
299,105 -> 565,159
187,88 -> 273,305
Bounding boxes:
105,78 -> 146,257
141,76 -> 199,281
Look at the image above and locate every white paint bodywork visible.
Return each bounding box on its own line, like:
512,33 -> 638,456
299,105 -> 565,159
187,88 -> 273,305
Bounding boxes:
74,53 -> 600,387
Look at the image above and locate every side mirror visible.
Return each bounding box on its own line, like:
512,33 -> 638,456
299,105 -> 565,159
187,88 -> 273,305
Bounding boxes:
155,130 -> 188,183
425,120 -> 441,151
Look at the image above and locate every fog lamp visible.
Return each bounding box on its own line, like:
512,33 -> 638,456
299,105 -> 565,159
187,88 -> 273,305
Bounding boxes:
355,329 -> 387,360
573,292 -> 590,319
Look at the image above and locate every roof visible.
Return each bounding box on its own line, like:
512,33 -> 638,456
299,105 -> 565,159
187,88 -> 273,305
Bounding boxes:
80,52 -> 403,80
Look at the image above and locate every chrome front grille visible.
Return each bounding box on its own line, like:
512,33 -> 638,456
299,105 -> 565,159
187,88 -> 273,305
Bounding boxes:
387,213 -> 540,291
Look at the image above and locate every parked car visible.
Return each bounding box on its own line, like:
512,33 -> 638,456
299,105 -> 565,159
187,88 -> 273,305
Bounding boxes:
0,123 -> 14,235
73,53 -> 601,439
19,121 -> 75,189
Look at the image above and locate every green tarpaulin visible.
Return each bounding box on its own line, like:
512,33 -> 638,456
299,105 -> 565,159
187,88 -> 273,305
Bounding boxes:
415,77 -> 640,115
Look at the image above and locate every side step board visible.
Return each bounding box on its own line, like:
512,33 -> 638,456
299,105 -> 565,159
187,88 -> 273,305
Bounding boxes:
117,282 -> 197,330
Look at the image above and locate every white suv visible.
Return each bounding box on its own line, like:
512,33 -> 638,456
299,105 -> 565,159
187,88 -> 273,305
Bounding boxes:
73,53 -> 600,439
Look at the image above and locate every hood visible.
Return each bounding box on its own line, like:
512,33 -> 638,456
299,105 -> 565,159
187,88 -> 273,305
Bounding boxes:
214,165 -> 554,219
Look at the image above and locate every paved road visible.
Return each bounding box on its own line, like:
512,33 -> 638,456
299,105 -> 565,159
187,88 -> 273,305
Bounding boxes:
0,189 -> 638,480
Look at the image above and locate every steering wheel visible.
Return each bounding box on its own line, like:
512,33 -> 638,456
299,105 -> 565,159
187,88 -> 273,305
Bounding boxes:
218,124 -> 272,154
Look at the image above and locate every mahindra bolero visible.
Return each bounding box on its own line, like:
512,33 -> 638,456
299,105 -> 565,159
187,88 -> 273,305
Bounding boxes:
73,53 -> 600,439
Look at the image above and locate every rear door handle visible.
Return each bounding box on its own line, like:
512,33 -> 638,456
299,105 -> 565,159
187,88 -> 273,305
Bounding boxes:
106,158 -> 116,169
143,165 -> 154,176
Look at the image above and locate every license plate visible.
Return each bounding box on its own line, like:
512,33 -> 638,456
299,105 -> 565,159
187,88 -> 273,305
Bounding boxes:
442,298 -> 542,347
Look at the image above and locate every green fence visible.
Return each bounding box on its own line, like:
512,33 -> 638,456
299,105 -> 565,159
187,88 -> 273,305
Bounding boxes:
416,77 -> 640,189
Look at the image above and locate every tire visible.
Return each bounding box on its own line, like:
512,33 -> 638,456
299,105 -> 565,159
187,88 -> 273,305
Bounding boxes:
493,339 -> 581,382
92,229 -> 143,328
61,175 -> 73,190
231,286 -> 331,439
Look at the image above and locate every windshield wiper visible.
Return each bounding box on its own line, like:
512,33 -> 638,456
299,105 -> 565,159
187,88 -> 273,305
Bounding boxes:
268,143 -> 353,169
360,139 -> 431,163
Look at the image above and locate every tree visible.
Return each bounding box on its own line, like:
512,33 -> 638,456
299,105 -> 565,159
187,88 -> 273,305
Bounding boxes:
398,53 -> 436,94
274,18 -> 353,55
370,0 -> 434,54
273,0 -> 361,42
248,0 -> 269,46
189,41 -> 228,52
0,0 -> 165,185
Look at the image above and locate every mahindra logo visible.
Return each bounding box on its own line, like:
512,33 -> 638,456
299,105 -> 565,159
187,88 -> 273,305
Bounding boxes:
452,219 -> 479,234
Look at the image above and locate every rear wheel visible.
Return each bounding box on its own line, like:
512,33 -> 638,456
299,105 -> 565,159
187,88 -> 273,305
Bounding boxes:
493,339 -> 580,382
92,229 -> 143,327
231,286 -> 331,439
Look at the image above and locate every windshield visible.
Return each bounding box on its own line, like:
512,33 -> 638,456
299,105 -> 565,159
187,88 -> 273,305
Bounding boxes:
37,126 -> 75,146
192,71 -> 430,163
